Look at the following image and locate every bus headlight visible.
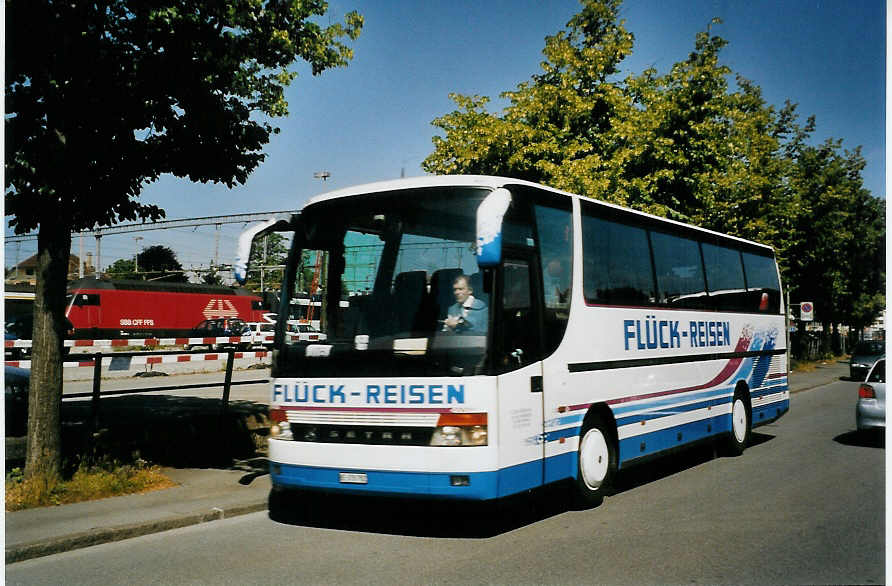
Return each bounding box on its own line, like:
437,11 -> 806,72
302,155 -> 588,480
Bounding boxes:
269,407 -> 293,440
430,413 -> 488,446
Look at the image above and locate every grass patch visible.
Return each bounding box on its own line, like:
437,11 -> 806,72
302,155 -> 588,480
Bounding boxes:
5,459 -> 176,512
790,359 -> 819,373
791,356 -> 847,373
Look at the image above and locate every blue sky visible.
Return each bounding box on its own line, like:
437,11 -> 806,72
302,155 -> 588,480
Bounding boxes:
5,0 -> 885,273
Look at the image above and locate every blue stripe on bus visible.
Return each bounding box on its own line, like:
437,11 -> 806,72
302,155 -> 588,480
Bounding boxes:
271,462 -> 501,500
610,386 -> 733,416
272,459 -> 551,500
545,414 -> 585,427
616,396 -> 790,465
544,426 -> 582,442
614,396 -> 731,426
751,382 -> 788,399
617,417 -> 728,463
272,451 -> 585,501
752,398 -> 790,426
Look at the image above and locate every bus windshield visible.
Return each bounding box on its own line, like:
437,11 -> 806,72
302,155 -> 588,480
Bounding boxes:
275,186 -> 493,378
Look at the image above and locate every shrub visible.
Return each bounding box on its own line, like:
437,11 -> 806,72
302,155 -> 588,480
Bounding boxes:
6,459 -> 174,511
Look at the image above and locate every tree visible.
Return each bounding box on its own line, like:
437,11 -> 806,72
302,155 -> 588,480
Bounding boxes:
244,232 -> 289,292
783,138 -> 885,353
134,244 -> 188,282
424,0 -> 635,205
105,258 -> 138,280
201,266 -> 225,286
5,1 -> 362,480
105,245 -> 186,281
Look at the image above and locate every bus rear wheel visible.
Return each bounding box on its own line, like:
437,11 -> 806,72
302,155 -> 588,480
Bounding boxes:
574,415 -> 616,508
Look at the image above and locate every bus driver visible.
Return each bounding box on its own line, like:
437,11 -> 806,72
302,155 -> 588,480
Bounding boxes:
442,274 -> 487,334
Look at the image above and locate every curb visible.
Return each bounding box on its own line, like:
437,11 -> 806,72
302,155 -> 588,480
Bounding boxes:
5,500 -> 268,564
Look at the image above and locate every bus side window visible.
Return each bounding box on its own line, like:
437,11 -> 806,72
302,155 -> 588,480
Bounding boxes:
702,242 -> 747,312
742,252 -> 781,313
581,210 -> 656,306
500,260 -> 534,371
535,203 -> 572,356
650,231 -> 708,309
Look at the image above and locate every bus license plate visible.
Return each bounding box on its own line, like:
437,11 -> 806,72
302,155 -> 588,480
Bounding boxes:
339,472 -> 368,484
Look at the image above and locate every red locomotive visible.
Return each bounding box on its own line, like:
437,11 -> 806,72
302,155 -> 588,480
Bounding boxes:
65,278 -> 267,338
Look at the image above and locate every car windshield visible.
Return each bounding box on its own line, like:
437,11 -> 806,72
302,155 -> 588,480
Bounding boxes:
868,360 -> 885,383
276,186 -> 491,378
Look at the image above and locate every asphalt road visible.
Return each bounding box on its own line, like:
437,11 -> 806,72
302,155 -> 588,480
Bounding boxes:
8,378 -> 884,585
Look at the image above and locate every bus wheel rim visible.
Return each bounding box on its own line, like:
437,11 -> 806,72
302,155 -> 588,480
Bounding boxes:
732,399 -> 747,443
580,428 -> 609,489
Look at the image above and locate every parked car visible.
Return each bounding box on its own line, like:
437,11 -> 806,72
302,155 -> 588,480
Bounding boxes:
850,340 -> 885,380
286,321 -> 327,342
5,365 -> 30,437
242,321 -> 277,349
5,314 -> 74,360
184,318 -> 249,351
856,357 -> 885,433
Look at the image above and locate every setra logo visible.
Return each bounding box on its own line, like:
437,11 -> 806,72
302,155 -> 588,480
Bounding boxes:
201,299 -> 240,319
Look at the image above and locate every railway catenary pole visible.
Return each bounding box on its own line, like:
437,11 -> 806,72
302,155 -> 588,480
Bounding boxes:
4,210 -> 302,242
94,233 -> 102,277
6,210 -> 301,281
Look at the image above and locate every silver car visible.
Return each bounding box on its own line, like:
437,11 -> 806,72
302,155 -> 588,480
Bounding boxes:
856,358 -> 885,432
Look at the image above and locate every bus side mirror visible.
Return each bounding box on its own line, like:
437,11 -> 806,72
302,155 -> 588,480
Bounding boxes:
233,215 -> 294,285
476,188 -> 512,268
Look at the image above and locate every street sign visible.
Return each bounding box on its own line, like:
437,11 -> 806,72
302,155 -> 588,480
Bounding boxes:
800,301 -> 814,322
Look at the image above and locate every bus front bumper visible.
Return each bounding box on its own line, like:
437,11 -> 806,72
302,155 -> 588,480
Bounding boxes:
270,461 -> 500,500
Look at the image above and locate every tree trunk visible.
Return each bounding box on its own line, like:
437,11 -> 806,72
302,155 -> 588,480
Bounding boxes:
25,219 -> 72,479
820,320 -> 833,357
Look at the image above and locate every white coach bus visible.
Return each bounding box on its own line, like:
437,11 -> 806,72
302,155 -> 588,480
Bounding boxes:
235,176 -> 788,507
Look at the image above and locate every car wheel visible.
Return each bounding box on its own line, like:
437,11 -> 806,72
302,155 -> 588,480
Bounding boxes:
575,414 -> 616,508
723,387 -> 751,456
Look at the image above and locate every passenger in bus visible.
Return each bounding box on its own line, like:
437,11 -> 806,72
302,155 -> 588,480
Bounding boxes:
442,274 -> 488,334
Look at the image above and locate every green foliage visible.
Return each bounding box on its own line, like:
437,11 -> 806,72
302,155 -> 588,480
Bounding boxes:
202,267 -> 225,286
244,232 -> 289,292
105,245 -> 187,281
6,1 -> 363,233
106,257 -> 138,280
425,0 -> 634,202
5,0 -> 362,480
136,244 -> 188,282
783,139 -> 885,330
424,0 -> 884,337
6,460 -> 173,511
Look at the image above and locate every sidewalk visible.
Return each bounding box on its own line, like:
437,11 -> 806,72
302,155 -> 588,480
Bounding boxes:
6,463 -> 270,563
5,360 -> 850,564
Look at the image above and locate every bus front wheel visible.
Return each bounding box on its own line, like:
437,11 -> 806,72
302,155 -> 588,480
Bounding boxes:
574,415 -> 616,508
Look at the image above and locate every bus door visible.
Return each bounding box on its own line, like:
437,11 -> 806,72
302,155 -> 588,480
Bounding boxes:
495,255 -> 545,496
